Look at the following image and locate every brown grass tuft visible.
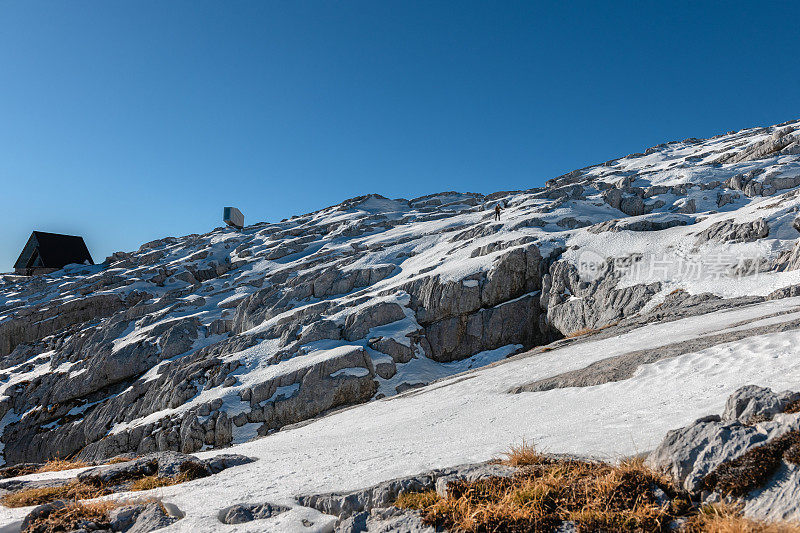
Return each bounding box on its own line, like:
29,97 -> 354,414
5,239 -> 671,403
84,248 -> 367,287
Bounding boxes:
398,452 -> 683,532
0,464 -> 39,479
784,399 -> 800,415
566,327 -> 600,338
129,464 -> 208,492
34,459 -> 90,473
1,480 -> 110,508
394,490 -> 440,510
685,503 -> 800,532
704,431 -> 800,497
396,443 -> 800,532
105,456 -> 135,465
21,498 -> 164,533
24,500 -> 117,533
129,475 -> 175,492
502,441 -> 549,467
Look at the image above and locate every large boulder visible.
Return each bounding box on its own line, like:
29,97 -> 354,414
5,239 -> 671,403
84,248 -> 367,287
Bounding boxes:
647,385 -> 800,521
540,258 -> 661,334
723,385 -> 800,424
424,294 -> 546,362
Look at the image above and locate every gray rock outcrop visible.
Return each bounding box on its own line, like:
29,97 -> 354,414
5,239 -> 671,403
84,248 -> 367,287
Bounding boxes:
20,499 -> 183,533
297,460 -> 514,530
694,218 -> 770,244
647,385 -> 800,521
218,502 -> 290,524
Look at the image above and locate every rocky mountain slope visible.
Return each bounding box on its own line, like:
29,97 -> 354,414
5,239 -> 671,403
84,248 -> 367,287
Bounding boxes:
1,117 -> 800,470
5,292 -> 800,531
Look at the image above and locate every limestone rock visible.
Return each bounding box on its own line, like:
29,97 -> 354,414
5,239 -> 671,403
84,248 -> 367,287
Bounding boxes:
344,303 -> 406,341
647,385 -> 800,493
218,502 -> 290,524
723,385 -> 800,424
335,507 -> 434,533
694,218 -> 769,244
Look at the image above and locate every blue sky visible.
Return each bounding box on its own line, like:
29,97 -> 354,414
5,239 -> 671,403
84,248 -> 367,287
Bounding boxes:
1,1 -> 799,270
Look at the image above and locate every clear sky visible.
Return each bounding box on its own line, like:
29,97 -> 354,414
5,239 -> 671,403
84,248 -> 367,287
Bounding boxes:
1,1 -> 799,270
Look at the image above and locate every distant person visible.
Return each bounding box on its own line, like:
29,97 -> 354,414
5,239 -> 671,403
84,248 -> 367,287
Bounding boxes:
494,204 -> 502,221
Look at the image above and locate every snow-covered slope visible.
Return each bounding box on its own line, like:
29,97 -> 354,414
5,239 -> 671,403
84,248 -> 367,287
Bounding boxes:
4,295 -> 800,531
1,117 -> 800,474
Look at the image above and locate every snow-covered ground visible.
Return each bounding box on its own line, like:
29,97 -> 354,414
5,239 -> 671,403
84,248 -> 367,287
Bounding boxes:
4,296 -> 800,531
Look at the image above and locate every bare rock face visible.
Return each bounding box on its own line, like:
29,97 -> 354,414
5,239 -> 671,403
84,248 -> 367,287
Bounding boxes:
694,218 -> 770,244
298,461 -> 515,520
335,507 -> 434,533
75,345 -> 377,462
296,461 -> 517,532
424,294 -> 545,362
369,337 -> 414,364
647,385 -> 800,507
344,303 -> 406,341
20,500 -> 182,533
540,259 -> 661,334
397,244 -> 557,362
16,452 -> 252,533
0,292 -> 146,357
218,502 -> 290,525
588,216 -> 689,233
714,126 -> 797,164
76,451 -> 251,486
722,385 -> 800,424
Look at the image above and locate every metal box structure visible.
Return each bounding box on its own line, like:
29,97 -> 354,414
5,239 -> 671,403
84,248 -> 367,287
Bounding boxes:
223,207 -> 245,230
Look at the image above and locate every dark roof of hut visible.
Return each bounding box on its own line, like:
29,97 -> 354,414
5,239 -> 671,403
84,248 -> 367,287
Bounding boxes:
14,231 -> 94,270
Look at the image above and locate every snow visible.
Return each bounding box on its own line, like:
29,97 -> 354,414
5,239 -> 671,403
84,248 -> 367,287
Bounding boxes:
375,343 -> 521,398
232,423 -> 262,445
110,343 -> 364,435
263,383 -> 301,404
0,296 -> 787,531
5,298 -> 800,530
330,367 -> 370,378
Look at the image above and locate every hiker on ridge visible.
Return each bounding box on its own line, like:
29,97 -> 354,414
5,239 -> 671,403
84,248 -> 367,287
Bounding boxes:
494,203 -> 502,221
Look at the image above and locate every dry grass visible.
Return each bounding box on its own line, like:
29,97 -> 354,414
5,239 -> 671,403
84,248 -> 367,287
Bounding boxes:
34,459 -> 90,473
0,464 -> 40,479
398,446 -> 685,532
704,431 -> 800,497
21,498 -> 166,533
394,490 -> 440,510
23,500 -> 117,533
105,456 -> 135,465
129,475 -> 177,492
565,327 -> 600,338
685,503 -> 800,533
129,463 -> 208,492
503,440 -> 549,467
1,480 -> 110,508
396,442 -> 800,532
784,399 -> 800,414
2,458 -> 208,509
